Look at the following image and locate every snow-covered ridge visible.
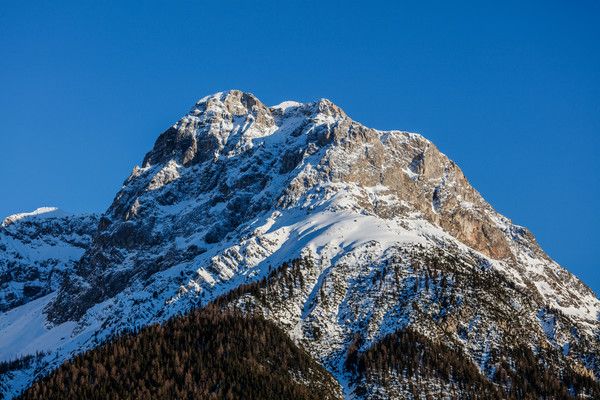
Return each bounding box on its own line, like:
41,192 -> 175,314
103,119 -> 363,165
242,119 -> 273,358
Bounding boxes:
1,207 -> 69,227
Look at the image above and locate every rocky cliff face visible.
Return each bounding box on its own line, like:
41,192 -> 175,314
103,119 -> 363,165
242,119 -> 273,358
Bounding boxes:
47,91 -> 517,322
1,91 -> 599,399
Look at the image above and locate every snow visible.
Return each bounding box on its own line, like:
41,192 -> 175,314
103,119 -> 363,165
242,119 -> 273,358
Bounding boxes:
0,293 -> 76,361
460,200 -> 475,209
487,207 -> 600,331
147,160 -> 181,191
271,101 -> 304,111
1,207 -> 69,227
2,231 -> 87,263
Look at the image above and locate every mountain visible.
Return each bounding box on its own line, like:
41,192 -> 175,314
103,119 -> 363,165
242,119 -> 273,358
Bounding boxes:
1,90 -> 599,399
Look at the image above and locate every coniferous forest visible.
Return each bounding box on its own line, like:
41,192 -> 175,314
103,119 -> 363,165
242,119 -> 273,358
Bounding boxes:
17,306 -> 340,400
346,326 -> 600,399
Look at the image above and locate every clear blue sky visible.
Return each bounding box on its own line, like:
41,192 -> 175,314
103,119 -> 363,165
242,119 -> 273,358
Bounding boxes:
1,1 -> 598,294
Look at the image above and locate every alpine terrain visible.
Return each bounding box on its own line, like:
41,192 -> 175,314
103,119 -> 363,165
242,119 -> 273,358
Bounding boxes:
1,90 -> 599,399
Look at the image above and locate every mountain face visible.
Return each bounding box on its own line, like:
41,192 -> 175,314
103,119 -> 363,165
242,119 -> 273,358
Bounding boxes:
1,90 -> 599,399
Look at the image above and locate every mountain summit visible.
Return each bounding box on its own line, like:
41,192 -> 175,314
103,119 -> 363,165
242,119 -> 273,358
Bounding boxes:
1,90 -> 599,398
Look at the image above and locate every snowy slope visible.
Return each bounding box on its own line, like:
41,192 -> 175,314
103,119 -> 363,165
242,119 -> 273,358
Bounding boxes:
1,91 -> 599,399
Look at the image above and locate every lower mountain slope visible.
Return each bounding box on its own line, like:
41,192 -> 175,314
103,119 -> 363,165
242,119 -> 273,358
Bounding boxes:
222,255 -> 600,399
15,258 -> 600,400
17,304 -> 342,400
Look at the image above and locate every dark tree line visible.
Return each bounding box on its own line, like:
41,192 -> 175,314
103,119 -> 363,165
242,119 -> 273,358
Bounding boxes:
346,327 -> 506,399
346,325 -> 600,399
210,257 -> 312,310
0,351 -> 47,375
492,345 -> 600,399
17,305 -> 339,399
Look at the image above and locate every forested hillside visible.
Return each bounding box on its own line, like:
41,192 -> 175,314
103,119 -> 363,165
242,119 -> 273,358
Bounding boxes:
17,305 -> 341,400
348,327 -> 600,399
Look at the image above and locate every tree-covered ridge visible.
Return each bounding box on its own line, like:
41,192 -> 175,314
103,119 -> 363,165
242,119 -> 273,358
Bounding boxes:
346,327 -> 505,399
17,305 -> 341,400
346,326 -> 600,399
230,255 -> 600,399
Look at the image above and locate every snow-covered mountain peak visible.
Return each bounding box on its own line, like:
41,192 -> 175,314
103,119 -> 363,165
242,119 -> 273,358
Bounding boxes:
191,90 -> 267,116
48,91 -> 599,326
2,91 -> 599,399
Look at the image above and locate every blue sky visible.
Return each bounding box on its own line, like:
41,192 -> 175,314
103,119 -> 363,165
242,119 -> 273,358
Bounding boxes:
1,1 -> 599,294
